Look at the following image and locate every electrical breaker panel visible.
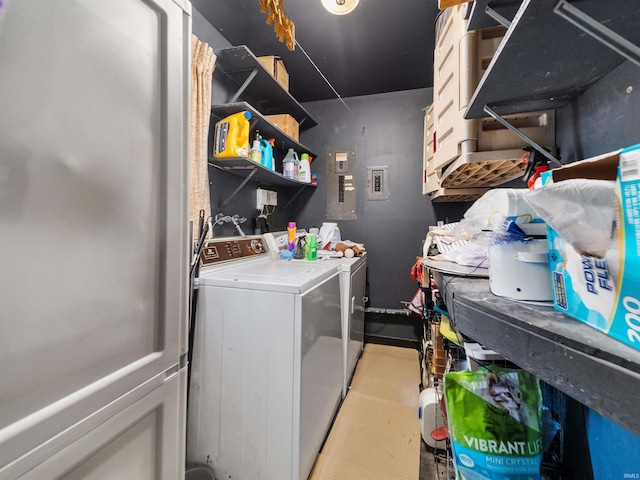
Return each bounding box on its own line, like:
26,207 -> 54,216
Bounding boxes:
327,147 -> 356,220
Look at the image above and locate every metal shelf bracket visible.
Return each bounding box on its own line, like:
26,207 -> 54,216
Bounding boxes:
230,68 -> 258,103
218,168 -> 258,210
485,4 -> 512,29
483,105 -> 563,167
554,0 -> 640,69
282,185 -> 308,210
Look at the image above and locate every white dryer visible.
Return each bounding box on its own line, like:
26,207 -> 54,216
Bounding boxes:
187,236 -> 342,480
263,232 -> 367,398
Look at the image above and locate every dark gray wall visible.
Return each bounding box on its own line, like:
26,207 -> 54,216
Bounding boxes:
556,59 -> 640,162
296,89 -> 435,310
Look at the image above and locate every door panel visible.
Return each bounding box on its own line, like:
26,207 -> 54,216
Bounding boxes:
13,370 -> 186,480
0,0 -> 190,468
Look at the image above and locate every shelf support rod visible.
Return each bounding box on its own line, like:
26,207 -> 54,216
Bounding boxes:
230,69 -> 258,103
484,5 -> 511,29
483,105 -> 562,167
218,168 -> 258,210
553,0 -> 640,69
282,186 -> 307,210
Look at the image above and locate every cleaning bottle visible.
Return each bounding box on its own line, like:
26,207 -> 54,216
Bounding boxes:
250,132 -> 262,164
305,234 -> 317,261
283,148 -> 299,179
298,153 -> 311,183
260,138 -> 274,170
213,111 -> 251,158
287,222 -> 296,251
294,236 -> 306,259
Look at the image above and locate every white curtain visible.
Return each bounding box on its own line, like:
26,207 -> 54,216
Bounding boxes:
190,35 -> 216,241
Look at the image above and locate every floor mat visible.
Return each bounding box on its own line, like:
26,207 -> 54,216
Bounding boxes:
309,344 -> 421,480
350,345 -> 420,406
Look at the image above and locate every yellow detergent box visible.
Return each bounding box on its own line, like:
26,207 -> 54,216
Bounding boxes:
544,143 -> 640,351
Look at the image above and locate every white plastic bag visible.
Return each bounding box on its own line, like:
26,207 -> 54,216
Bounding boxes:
526,179 -> 617,257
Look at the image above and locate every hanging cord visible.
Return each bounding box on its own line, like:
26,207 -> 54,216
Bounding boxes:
187,210 -> 209,406
295,39 -> 366,130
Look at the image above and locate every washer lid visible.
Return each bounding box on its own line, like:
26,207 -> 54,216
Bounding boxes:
198,259 -> 339,293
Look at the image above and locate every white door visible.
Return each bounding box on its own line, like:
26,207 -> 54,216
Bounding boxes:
0,0 -> 190,476
5,370 -> 187,480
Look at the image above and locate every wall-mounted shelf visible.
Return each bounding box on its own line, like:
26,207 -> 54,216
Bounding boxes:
211,102 -> 317,159
433,272 -> 640,437
465,0 -> 640,119
214,45 -> 318,129
208,157 -> 315,210
208,157 -> 316,188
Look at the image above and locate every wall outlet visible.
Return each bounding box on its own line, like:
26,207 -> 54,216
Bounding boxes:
256,188 -> 278,208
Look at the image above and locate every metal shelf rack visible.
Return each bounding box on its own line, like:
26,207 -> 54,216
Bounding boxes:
214,45 -> 317,129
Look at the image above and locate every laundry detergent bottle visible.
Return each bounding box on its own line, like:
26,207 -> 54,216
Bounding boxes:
213,111 -> 251,158
260,138 -> 274,170
298,153 -> 311,183
283,148 -> 299,179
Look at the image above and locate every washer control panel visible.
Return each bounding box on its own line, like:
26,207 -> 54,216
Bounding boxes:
200,236 -> 266,266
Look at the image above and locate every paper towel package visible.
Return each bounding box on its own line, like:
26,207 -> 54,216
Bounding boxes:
542,144 -> 640,352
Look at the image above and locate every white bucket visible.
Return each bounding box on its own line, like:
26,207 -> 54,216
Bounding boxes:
488,238 -> 553,301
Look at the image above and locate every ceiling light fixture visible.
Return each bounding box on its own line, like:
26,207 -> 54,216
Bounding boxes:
321,0 -> 359,15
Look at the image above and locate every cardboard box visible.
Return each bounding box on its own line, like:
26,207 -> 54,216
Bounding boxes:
266,114 -> 299,142
257,56 -> 289,91
438,0 -> 471,9
543,144 -> 640,351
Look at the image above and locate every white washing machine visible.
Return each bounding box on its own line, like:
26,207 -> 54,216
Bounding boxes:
264,232 -> 367,398
187,236 -> 342,480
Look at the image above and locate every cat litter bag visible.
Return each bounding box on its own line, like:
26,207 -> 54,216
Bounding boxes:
444,368 -> 543,480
